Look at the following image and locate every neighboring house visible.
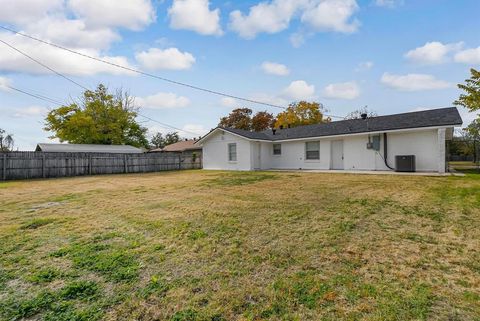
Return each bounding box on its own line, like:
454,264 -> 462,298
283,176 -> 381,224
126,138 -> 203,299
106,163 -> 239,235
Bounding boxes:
195,107 -> 463,173
35,143 -> 144,153
149,139 -> 201,153
149,139 -> 202,166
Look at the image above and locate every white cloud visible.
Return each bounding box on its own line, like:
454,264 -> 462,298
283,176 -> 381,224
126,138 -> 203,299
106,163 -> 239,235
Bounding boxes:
26,17 -> 120,50
381,73 -> 452,91
12,106 -> 49,118
135,47 -> 196,71
168,0 -> 223,36
0,76 -> 12,91
229,0 -> 306,39
136,92 -> 190,109
0,0 -> 158,76
454,47 -> 480,64
0,32 -> 134,76
182,124 -> 209,138
289,32 -> 306,48
405,41 -> 464,65
374,0 -> 403,8
220,97 -> 238,108
323,81 -> 360,100
68,0 -> 155,30
261,61 -> 290,76
229,0 -> 360,39
301,0 -> 360,33
250,92 -> 289,106
283,80 -> 315,100
0,0 -> 63,25
355,61 -> 374,71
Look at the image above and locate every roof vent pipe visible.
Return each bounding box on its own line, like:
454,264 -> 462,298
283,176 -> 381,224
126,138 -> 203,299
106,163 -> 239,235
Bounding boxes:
272,129 -> 276,135
361,113 -> 368,120
279,125 -> 284,130
287,124 -> 291,128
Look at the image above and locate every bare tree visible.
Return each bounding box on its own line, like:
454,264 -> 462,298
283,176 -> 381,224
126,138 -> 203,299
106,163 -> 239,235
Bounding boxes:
0,128 -> 14,151
345,106 -> 378,120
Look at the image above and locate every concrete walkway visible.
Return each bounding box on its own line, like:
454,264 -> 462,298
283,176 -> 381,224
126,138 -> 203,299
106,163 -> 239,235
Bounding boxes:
268,169 -> 464,177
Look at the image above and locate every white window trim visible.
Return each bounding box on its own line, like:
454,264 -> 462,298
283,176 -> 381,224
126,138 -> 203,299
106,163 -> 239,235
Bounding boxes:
305,141 -> 320,162
272,143 -> 282,156
228,143 -> 237,162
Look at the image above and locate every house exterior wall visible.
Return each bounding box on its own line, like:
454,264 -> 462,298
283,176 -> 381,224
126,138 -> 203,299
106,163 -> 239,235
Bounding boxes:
202,131 -> 252,170
201,127 -> 447,172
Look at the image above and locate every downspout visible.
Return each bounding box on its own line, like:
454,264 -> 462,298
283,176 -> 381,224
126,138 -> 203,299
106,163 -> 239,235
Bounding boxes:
383,133 -> 395,170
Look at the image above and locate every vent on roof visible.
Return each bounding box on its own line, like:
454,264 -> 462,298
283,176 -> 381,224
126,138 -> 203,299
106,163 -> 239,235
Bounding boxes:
361,113 -> 368,120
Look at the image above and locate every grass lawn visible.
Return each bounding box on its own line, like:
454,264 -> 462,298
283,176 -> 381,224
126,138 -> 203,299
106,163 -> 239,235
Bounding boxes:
0,170 -> 479,321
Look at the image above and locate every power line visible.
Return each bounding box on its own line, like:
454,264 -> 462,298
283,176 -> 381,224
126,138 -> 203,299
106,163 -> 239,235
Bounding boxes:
0,37 -> 200,136
0,25 -> 347,121
0,25 -> 289,110
2,84 -> 64,105
0,25 -> 346,119
3,83 -> 200,135
0,38 -> 89,91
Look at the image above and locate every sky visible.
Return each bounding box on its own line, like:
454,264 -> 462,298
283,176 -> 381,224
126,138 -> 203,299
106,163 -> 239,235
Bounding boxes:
0,0 -> 479,150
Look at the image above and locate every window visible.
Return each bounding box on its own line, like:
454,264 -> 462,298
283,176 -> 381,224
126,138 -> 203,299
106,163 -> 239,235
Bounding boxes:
305,141 -> 320,160
273,143 -> 281,155
228,143 -> 237,161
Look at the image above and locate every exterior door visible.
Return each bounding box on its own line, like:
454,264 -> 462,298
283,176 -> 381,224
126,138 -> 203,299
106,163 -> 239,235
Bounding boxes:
331,140 -> 344,170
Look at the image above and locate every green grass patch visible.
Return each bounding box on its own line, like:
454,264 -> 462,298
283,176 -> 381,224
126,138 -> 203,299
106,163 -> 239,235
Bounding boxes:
205,171 -> 278,186
54,236 -> 140,283
139,275 -> 170,298
27,267 -> 62,283
60,280 -> 99,300
20,217 -> 56,230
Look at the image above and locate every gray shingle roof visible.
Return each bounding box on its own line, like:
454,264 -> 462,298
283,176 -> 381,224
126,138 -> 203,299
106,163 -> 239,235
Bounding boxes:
35,143 -> 144,153
219,107 -> 462,141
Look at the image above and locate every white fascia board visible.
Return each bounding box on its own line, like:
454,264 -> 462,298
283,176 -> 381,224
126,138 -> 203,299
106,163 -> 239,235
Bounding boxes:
195,128 -> 270,145
270,125 -> 456,143
196,125 -> 459,145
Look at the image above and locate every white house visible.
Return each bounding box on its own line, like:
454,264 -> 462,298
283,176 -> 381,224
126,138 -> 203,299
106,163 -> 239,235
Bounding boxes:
196,107 -> 463,173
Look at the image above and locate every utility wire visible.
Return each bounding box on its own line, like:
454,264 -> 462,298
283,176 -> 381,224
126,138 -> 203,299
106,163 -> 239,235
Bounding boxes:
0,37 -> 200,136
3,83 -> 199,136
0,25 -> 289,110
0,38 -> 89,91
0,25 -> 346,119
2,84 -> 64,105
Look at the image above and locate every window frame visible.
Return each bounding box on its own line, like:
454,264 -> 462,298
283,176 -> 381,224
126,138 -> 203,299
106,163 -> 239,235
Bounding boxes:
228,143 -> 237,162
272,143 -> 282,156
305,141 -> 320,161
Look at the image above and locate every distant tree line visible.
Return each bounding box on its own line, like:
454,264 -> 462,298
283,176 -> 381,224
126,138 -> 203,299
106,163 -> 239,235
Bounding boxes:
218,102 -> 378,131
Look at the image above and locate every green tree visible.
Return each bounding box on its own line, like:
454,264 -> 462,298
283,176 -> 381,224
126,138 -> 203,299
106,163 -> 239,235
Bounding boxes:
0,128 -> 14,151
164,132 -> 181,146
150,132 -> 165,149
44,84 -> 148,148
454,68 -> 480,113
275,101 -> 330,128
464,119 -> 480,140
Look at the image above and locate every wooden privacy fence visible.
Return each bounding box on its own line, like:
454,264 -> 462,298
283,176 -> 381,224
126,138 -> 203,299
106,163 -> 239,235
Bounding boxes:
0,152 -> 202,181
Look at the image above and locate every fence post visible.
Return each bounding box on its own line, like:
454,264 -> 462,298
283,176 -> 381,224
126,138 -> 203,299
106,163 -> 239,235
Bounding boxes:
88,155 -> 92,175
2,154 -> 6,181
42,154 -> 46,178
124,154 -> 128,173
